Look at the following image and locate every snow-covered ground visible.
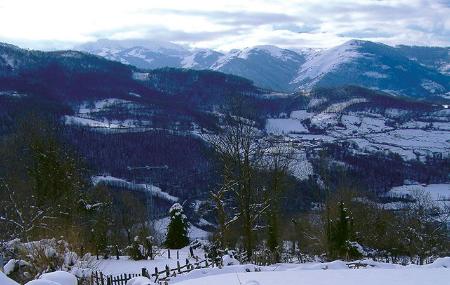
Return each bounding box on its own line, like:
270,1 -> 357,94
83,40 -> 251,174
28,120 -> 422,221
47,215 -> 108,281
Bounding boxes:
386,183 -> 450,202
91,175 -> 178,203
96,257 -> 450,285
96,246 -> 206,275
274,107 -> 450,161
0,272 -> 18,285
172,267 -> 449,285
382,183 -> 450,211
266,118 -> 309,135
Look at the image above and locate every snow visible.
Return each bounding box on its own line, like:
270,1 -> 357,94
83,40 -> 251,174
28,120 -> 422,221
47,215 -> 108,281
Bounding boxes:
290,152 -> 313,181
0,91 -> 26,97
211,45 -> 295,70
4,259 -> 16,275
363,71 -> 388,79
171,268 -> 450,285
132,72 -> 149,81
170,259 -> 450,285
64,116 -> 121,129
25,280 -> 60,285
81,39 -> 188,55
307,98 -> 328,108
129,92 -> 142,98
181,53 -> 198,68
1,54 -> 16,68
386,184 -> 450,203
381,183 -> 450,212
0,271 -> 18,285
222,255 -> 240,266
292,40 -> 365,87
92,175 -> 178,203
252,45 -> 296,62
39,271 -> 77,285
290,110 -> 313,120
97,246 -> 205,275
95,255 -> 450,285
266,118 -> 309,135
126,276 -> 153,285
421,79 -> 445,94
425,257 -> 450,268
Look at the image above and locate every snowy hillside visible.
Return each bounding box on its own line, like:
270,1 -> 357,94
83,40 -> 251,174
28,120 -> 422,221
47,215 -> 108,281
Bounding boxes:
291,40 -> 365,89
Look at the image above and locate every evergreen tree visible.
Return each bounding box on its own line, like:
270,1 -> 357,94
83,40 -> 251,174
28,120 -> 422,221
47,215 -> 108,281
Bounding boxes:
329,201 -> 356,260
165,203 -> 190,249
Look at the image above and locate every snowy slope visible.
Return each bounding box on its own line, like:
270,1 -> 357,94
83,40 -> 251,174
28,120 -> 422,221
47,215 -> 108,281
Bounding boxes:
92,175 -> 178,203
292,40 -> 450,98
291,40 -> 365,89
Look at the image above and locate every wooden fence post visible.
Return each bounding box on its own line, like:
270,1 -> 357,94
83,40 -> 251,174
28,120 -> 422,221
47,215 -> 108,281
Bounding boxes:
177,250 -> 179,260
141,268 -> 149,278
100,272 -> 105,285
168,249 -> 171,259
165,265 -> 170,278
154,267 -> 158,281
177,261 -> 181,273
189,247 -> 194,258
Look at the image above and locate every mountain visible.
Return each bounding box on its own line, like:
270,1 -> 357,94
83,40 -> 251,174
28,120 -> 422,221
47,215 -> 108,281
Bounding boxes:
209,45 -> 311,91
291,40 -> 450,99
77,39 -> 450,99
77,39 -> 191,69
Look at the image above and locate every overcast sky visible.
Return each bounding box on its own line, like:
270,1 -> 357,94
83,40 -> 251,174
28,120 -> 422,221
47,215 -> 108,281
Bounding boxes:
0,0 -> 449,50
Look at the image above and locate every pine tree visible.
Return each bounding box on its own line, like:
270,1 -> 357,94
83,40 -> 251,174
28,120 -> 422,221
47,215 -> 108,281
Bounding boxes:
329,201 -> 354,260
165,203 -> 190,249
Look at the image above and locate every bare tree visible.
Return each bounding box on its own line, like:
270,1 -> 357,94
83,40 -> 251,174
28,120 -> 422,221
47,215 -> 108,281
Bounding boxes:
205,102 -> 266,258
262,141 -> 295,262
0,179 -> 55,242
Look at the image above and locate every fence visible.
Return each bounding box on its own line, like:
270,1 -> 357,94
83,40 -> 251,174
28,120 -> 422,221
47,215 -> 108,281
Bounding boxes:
91,250 -> 222,285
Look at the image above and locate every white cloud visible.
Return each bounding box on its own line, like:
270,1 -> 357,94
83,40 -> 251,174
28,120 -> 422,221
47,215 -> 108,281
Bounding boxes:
0,0 -> 448,50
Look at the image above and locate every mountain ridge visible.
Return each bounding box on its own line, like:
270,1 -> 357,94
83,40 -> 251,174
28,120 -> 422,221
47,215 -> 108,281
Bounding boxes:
76,39 -> 450,99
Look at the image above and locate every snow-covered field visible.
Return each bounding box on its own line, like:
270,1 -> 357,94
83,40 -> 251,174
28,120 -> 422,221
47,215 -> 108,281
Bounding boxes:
382,183 -> 450,211
172,267 -> 449,285
386,183 -> 450,203
97,256 -> 450,285
277,107 -> 450,161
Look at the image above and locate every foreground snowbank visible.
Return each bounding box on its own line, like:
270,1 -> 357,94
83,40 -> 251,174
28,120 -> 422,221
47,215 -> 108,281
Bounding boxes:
172,268 -> 450,285
39,271 -> 77,285
170,258 -> 450,284
0,272 -> 19,285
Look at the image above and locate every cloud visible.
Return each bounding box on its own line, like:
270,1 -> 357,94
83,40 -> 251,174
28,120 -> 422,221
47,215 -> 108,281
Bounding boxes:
0,0 -> 448,50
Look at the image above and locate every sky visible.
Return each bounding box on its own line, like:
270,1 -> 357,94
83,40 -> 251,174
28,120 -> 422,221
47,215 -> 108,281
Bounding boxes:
0,0 -> 449,51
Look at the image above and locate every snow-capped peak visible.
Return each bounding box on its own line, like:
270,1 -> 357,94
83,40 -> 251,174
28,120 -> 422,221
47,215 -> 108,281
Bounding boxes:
78,39 -> 190,56
291,40 -> 365,86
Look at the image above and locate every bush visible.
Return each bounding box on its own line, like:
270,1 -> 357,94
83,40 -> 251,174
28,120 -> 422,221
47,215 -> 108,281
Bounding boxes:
1,239 -> 97,284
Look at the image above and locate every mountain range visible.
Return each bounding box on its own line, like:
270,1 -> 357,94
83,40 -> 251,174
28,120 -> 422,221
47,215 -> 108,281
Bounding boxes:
77,39 -> 450,99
